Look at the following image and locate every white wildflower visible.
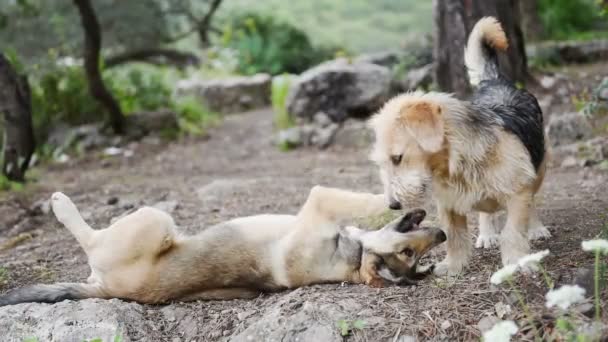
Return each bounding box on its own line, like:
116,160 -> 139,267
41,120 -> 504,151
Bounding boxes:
517,250 -> 550,268
581,239 -> 608,254
545,285 -> 586,310
483,320 -> 518,342
491,264 -> 519,285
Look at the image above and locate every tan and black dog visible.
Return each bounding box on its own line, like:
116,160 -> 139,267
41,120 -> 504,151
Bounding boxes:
0,187 -> 445,305
368,17 -> 549,276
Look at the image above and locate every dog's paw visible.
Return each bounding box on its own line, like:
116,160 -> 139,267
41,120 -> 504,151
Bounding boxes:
475,234 -> 499,249
528,225 -> 551,241
433,260 -> 463,277
51,192 -> 79,223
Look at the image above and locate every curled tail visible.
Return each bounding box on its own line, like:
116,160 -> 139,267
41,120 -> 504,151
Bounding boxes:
464,16 -> 508,87
0,283 -> 103,306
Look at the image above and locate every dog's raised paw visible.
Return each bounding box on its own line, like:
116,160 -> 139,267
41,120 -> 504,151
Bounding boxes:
51,192 -> 80,222
475,234 -> 499,249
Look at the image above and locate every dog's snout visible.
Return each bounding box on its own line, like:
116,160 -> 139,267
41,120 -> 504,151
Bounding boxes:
436,230 -> 447,242
389,200 -> 402,210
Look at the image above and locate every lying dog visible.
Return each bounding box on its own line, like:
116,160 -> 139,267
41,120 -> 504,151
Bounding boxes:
0,187 -> 445,306
368,17 -> 548,275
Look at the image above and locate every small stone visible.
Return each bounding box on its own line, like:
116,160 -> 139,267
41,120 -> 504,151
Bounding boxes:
478,315 -> 500,333
495,301 -> 512,319
103,147 -> 123,156
312,123 -> 340,149
440,320 -> 452,330
276,127 -> 302,148
107,197 -> 119,205
237,310 -> 256,321
223,330 -> 231,336
540,76 -> 557,89
574,267 -> 594,296
561,156 -> 578,168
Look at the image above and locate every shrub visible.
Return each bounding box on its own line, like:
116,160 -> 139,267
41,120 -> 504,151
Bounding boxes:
271,75 -> 294,130
221,13 -> 338,75
538,0 -> 603,40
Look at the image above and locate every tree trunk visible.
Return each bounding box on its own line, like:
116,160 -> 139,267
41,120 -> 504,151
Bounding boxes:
196,0 -> 223,47
465,0 -> 529,85
519,0 -> 543,41
73,0 -> 125,134
0,53 -> 35,182
433,0 -> 471,97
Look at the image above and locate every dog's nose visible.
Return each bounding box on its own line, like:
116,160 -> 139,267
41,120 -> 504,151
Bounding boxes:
436,230 -> 447,242
389,200 -> 402,210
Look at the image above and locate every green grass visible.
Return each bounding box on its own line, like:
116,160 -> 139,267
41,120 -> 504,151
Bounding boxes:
271,75 -> 294,131
218,0 -> 433,53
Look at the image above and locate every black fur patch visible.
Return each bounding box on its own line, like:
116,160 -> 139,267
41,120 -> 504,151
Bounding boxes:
470,77 -> 545,171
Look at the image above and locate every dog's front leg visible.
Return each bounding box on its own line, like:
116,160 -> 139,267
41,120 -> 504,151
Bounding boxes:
296,186 -> 387,229
434,207 -> 471,276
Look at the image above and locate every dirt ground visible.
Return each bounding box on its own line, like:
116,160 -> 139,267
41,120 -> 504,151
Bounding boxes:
1,64 -> 607,341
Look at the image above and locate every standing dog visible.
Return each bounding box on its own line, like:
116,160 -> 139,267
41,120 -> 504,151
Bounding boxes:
0,187 -> 445,306
368,17 -> 549,275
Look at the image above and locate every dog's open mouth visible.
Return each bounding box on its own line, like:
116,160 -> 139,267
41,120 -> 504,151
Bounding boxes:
398,209 -> 426,233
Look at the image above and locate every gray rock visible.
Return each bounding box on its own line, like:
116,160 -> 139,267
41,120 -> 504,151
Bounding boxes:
311,123 -> 340,149
560,156 -> 579,168
0,299 -> 150,342
596,77 -> 608,101
286,59 -> 391,122
527,39 -> 608,64
127,110 -> 178,136
394,63 -> 433,92
354,51 -> 400,68
176,74 -> 271,114
546,113 -> 592,146
276,126 -> 304,148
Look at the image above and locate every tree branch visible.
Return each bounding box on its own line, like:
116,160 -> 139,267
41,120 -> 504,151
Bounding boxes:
72,0 -> 125,134
105,48 -> 200,68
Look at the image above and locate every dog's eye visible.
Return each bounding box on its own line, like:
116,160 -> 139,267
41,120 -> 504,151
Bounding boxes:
401,248 -> 414,257
390,155 -> 403,165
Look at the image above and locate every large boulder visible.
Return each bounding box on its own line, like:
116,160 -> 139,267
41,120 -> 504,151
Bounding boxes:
286,59 -> 391,122
0,299 -> 151,342
546,112 -> 592,146
527,39 -> 608,65
176,74 -> 271,114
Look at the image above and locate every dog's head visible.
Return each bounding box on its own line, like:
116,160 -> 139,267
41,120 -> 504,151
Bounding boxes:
359,209 -> 446,287
369,92 -> 451,210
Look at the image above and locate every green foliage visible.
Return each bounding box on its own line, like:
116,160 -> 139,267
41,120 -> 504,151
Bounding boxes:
538,0 -> 604,40
337,319 -> 366,336
0,174 -> 25,192
218,0 -> 432,53
221,13 -> 338,75
271,75 -> 294,130
174,95 -> 220,136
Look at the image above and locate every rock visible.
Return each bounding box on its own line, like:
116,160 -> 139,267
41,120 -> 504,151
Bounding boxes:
332,120 -> 373,148
597,77 -> 608,101
440,320 -> 452,330
276,127 -> 304,148
230,289 -> 354,342
0,299 -> 150,341
176,74 -> 271,114
152,200 -> 179,214
127,110 -> 178,137
394,63 -> 433,92
286,59 -> 391,122
574,267 -> 595,296
494,302 -> 512,319
354,51 -> 400,68
312,111 -> 333,128
560,156 -> 579,168
546,113 -> 592,146
237,310 -> 256,321
311,123 -> 340,149
478,316 -> 501,333
527,39 -> 608,65
107,197 -> 119,206
540,75 -> 557,89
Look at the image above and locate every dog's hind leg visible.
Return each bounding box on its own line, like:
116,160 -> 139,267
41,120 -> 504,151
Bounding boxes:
51,192 -> 95,250
297,186 -> 387,228
527,201 -> 551,241
475,212 -> 500,249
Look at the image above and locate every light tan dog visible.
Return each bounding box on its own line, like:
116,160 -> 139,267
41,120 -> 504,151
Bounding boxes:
368,17 -> 549,275
0,187 -> 445,305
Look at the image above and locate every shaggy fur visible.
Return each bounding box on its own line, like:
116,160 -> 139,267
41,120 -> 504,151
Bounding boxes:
0,188 -> 445,306
368,17 -> 549,275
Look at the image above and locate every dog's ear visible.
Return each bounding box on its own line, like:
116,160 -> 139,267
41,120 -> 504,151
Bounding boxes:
399,101 -> 444,153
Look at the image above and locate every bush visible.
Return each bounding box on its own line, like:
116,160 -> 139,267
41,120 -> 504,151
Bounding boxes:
221,13 -> 339,75
538,0 -> 604,40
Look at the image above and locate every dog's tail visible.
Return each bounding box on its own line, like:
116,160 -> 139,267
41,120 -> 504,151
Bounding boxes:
464,16 -> 508,87
0,283 -> 104,306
